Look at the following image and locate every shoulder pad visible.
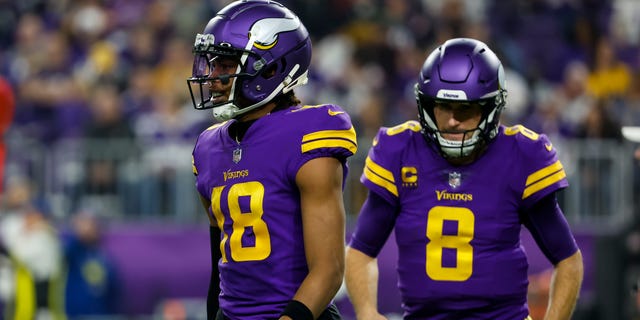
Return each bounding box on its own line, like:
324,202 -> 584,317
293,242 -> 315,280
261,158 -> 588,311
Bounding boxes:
361,121 -> 421,201
289,104 -> 357,157
503,125 -> 568,202
503,124 -> 558,163
372,120 -> 422,153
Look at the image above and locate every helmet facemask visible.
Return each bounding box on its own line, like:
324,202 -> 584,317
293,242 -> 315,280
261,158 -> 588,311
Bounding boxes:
187,34 -> 269,121
186,1 -> 312,122
416,84 -> 507,160
414,38 -> 508,163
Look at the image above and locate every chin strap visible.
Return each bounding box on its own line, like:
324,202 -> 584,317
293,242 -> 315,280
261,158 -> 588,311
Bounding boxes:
212,102 -> 240,122
212,65 -> 304,122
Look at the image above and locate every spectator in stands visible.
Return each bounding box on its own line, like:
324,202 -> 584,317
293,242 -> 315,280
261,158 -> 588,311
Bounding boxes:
16,30 -> 90,142
619,70 -> 640,127
635,146 -> 640,210
74,80 -> 139,215
0,76 -> 14,195
587,37 -> 632,99
575,99 -> 624,140
0,78 -> 15,320
554,61 -> 596,136
134,90 -> 206,217
64,209 -> 121,318
521,89 -> 575,145
0,176 -> 66,320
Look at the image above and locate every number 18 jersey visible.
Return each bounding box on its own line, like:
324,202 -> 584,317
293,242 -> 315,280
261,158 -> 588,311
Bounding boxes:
192,104 -> 356,319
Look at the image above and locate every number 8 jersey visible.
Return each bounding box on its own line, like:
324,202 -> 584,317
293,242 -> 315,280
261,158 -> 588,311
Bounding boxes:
350,121 -> 569,318
192,104 -> 357,319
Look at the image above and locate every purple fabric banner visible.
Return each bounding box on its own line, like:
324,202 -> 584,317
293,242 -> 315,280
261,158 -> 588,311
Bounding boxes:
101,224 -> 210,315
99,224 -> 594,317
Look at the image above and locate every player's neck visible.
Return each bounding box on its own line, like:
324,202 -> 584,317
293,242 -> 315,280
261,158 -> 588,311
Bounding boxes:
229,119 -> 256,143
230,103 -> 278,142
236,102 -> 278,122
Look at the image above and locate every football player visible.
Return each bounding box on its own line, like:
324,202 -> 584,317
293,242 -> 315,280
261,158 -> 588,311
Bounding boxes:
345,38 -> 583,319
188,1 -> 356,319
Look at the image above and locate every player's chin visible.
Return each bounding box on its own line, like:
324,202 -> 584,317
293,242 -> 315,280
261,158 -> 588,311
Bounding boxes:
442,133 -> 465,141
210,93 -> 230,104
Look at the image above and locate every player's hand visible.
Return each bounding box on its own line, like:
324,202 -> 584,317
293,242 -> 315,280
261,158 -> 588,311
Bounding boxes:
278,316 -> 292,320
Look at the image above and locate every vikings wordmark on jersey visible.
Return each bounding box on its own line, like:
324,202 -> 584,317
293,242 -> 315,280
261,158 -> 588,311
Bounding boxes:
359,121 -> 567,318
192,104 -> 356,319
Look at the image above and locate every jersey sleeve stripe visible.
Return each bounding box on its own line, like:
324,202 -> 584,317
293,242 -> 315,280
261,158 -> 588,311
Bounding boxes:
205,121 -> 227,131
364,167 -> 399,197
302,127 -> 357,144
522,170 -> 567,199
301,127 -> 357,154
301,138 -> 357,154
363,156 -> 398,196
192,156 -> 198,175
525,160 -> 563,186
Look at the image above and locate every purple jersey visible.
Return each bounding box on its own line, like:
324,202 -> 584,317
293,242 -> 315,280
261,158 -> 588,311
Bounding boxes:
353,121 -> 568,319
192,104 -> 356,319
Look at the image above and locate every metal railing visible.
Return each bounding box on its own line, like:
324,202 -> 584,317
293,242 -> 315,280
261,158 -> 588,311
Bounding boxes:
4,135 -> 638,228
558,139 -> 637,230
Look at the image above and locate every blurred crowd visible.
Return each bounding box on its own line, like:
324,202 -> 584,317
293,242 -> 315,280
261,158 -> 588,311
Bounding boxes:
0,0 -> 638,152
0,174 -> 120,319
0,0 -> 639,318
0,0 -> 636,216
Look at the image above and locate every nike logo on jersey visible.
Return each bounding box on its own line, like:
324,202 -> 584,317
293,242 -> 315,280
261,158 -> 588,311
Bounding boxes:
545,143 -> 553,151
328,109 -> 344,116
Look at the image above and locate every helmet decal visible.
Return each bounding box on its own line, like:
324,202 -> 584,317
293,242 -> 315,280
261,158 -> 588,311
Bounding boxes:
250,17 -> 301,50
436,89 -> 468,100
186,0 -> 312,122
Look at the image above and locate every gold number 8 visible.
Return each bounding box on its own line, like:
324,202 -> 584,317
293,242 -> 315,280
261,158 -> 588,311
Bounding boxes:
426,206 -> 475,281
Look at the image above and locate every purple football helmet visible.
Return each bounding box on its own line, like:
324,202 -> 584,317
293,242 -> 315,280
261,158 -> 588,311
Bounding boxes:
415,38 -> 507,159
187,0 -> 312,121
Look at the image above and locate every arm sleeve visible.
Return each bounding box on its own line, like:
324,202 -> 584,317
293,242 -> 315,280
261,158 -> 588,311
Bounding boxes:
348,191 -> 398,257
207,226 -> 221,320
521,193 -> 579,265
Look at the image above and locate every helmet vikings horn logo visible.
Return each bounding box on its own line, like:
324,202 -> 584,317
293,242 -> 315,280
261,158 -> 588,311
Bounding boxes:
249,17 -> 301,50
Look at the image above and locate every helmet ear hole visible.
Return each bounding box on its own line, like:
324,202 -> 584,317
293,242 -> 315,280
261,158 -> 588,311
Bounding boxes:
261,57 -> 287,79
261,64 -> 277,79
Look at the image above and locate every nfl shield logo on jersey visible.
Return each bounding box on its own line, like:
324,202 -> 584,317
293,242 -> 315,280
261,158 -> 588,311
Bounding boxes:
448,172 -> 461,188
233,148 -> 242,163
